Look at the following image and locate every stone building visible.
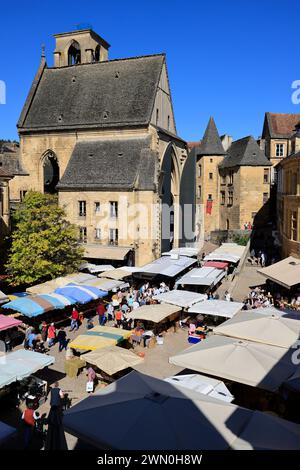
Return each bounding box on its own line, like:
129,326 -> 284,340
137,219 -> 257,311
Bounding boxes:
11,28 -> 195,266
276,122 -> 300,258
0,142 -> 26,243
261,112 -> 300,183
218,136 -> 272,230
191,118 -> 271,238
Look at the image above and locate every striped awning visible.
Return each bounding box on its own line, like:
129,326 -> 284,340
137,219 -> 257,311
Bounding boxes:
2,293 -> 75,318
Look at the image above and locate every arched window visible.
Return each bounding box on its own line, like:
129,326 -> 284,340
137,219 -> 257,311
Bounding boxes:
94,44 -> 100,61
68,41 -> 81,65
43,152 -> 60,194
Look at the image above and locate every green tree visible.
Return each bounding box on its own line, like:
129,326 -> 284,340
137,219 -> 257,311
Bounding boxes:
6,191 -> 84,285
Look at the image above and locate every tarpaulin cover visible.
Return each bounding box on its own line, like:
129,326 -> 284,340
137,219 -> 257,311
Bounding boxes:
55,284 -> 108,304
204,261 -> 229,269
2,293 -> 75,317
0,349 -> 54,389
0,314 -> 22,332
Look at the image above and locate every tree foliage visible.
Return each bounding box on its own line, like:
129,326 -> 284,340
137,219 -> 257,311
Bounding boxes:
6,191 -> 84,285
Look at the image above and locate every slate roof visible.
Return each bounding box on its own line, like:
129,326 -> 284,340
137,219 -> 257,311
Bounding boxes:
197,117 -> 226,156
263,112 -> 300,139
57,137 -> 157,191
219,136 -> 272,169
18,54 -> 165,131
0,143 -> 28,176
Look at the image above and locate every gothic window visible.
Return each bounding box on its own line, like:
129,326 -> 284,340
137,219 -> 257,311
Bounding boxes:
43,152 -> 59,194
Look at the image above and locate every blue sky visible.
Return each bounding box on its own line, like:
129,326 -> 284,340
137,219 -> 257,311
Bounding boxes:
0,0 -> 299,141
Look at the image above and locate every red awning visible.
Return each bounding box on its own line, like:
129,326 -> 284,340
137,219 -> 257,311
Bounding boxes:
204,261 -> 229,269
0,314 -> 22,332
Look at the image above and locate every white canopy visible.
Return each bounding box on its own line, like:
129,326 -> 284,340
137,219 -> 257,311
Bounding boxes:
213,310 -> 300,348
63,370 -> 300,450
0,350 -> 55,389
153,290 -> 206,309
176,267 -> 225,287
164,374 -> 234,403
134,256 -> 196,279
129,304 -> 181,323
162,247 -> 198,258
254,306 -> 300,320
169,335 -> 296,392
188,300 -> 243,319
258,256 -> 300,289
204,243 -> 246,264
79,263 -> 115,273
0,291 -> 9,305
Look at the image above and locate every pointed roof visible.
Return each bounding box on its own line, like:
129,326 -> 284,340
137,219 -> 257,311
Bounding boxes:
197,117 -> 226,156
219,136 -> 271,169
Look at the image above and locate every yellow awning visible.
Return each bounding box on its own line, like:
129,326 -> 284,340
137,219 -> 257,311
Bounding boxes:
69,335 -> 118,351
89,326 -> 132,340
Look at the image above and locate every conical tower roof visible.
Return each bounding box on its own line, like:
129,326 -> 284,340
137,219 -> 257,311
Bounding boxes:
197,117 -> 226,156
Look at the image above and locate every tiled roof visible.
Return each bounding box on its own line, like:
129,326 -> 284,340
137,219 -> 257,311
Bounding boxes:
264,112 -> 300,138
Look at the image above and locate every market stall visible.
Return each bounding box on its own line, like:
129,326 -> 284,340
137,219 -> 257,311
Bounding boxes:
153,289 -> 206,309
0,314 -> 22,331
188,300 -> 243,319
63,370 -> 300,450
0,349 -> 54,389
176,267 -> 225,290
54,284 -> 108,304
26,273 -> 97,295
213,310 -> 300,348
258,256 -> 300,289
83,346 -> 143,376
169,335 -> 296,392
129,303 -> 181,323
69,326 -> 131,351
133,256 -> 196,281
2,293 -> 75,317
98,269 -> 132,281
164,374 -> 234,403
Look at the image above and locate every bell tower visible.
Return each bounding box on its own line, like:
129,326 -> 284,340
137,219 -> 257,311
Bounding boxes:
53,29 -> 110,67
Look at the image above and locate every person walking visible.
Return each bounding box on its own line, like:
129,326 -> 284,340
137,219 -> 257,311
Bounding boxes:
115,308 -> 123,327
96,301 -> 106,326
49,382 -> 64,410
22,405 -> 39,449
47,323 -> 56,347
86,366 -> 96,393
57,327 -> 68,352
70,307 -> 79,332
39,321 -> 48,342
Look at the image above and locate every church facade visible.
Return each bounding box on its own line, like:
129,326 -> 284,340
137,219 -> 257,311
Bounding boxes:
11,29 -> 195,266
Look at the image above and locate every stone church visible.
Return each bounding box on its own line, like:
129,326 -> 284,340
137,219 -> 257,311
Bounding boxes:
11,29 -> 195,266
